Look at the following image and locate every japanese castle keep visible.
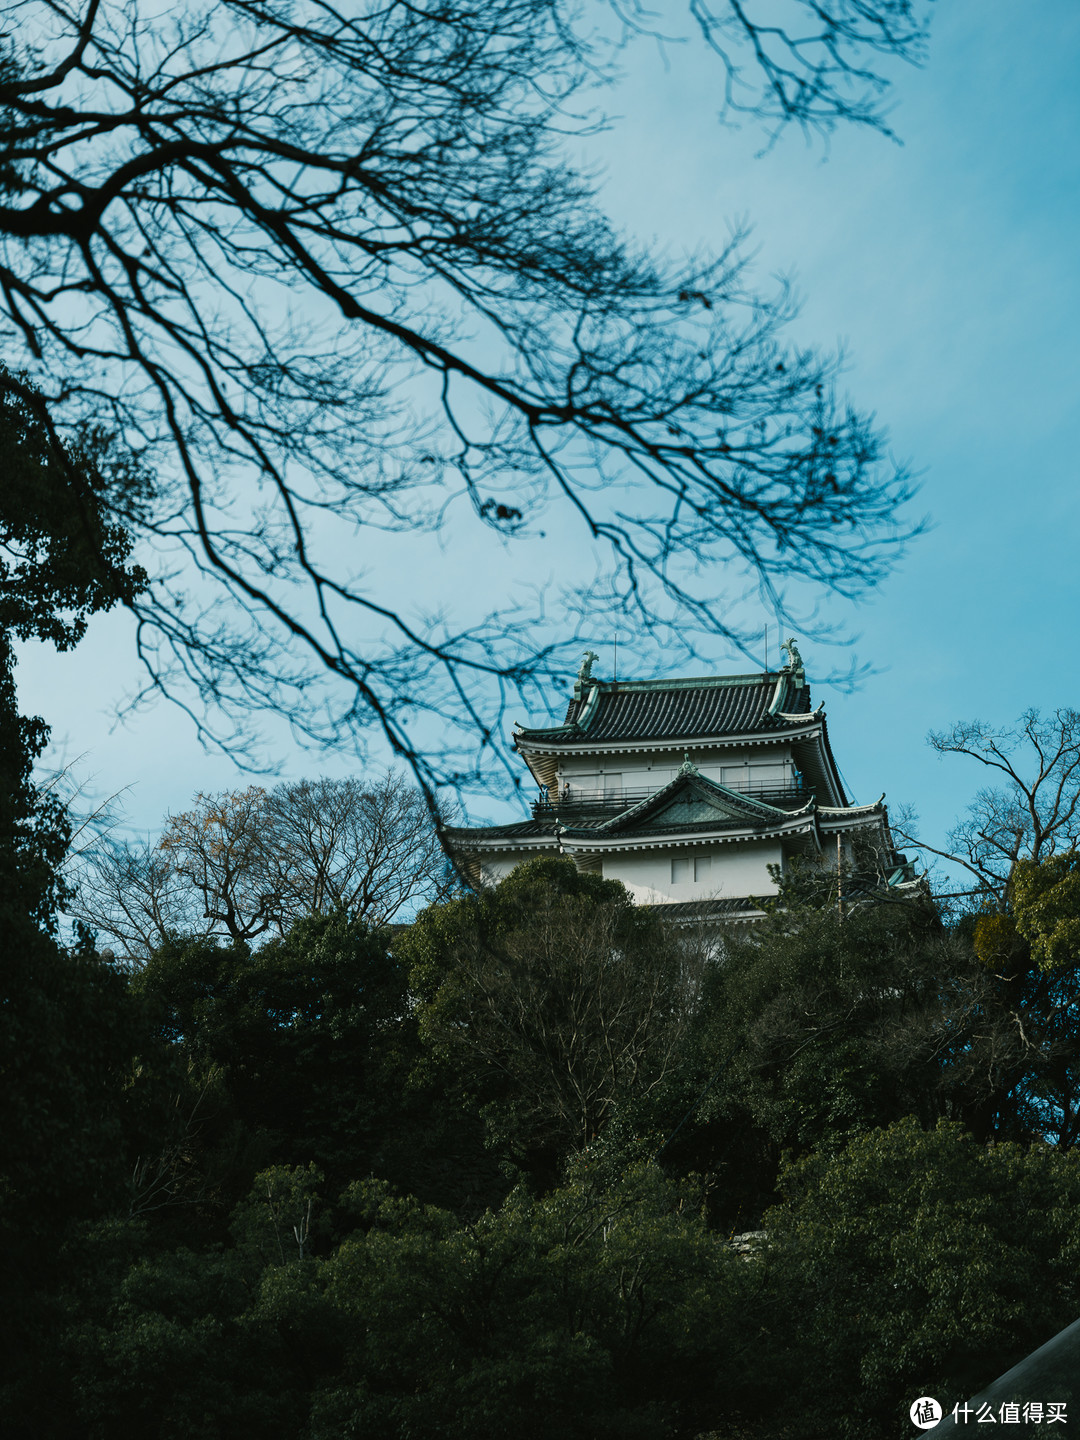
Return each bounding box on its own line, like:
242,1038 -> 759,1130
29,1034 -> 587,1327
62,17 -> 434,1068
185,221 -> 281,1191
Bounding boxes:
447,643 -> 913,918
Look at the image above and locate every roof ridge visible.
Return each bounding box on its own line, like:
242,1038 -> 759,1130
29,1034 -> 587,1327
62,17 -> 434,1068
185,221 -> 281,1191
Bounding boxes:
587,672 -> 774,693
515,672 -> 813,748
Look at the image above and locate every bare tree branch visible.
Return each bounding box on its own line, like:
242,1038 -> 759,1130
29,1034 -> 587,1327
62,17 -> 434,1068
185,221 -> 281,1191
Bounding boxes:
68,834 -> 213,960
0,0 -> 928,811
70,771 -> 453,956
265,774 -> 456,923
895,711 -> 1080,905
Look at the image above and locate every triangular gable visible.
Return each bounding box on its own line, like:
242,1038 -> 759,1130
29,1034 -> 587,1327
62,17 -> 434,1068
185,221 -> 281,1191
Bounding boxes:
581,765 -> 804,837
648,788 -> 753,828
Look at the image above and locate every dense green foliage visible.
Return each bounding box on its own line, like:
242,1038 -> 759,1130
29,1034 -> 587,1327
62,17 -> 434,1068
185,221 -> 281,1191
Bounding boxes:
0,372 -> 146,929
758,1121 -> 1080,1435
130,914 -> 507,1220
10,786 -> 1080,1437
0,376 -> 161,1433
25,1109 -> 1080,1439
0,369 -> 147,654
0,921 -> 168,1435
1013,851 -> 1080,971
400,858 -> 697,1182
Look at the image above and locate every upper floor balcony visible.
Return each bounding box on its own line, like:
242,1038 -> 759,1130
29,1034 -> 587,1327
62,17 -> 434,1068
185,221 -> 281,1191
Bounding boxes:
531,780 -> 814,821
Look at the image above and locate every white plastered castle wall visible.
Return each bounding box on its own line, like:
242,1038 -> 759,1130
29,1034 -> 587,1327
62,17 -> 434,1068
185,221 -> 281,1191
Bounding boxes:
600,839 -> 784,904
478,853 -> 537,886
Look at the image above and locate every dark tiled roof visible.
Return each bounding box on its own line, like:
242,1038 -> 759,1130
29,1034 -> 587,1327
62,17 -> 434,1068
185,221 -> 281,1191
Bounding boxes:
639,897 -> 764,920
519,673 -> 812,747
562,816 -> 795,840
443,819 -> 551,843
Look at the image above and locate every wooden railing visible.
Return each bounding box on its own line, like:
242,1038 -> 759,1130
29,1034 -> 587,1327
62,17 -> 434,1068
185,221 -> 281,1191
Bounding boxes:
531,782 -> 814,819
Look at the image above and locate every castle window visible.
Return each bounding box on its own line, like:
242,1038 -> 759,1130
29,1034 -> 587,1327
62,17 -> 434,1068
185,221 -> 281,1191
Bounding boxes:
671,856 -> 690,883
694,855 -> 712,882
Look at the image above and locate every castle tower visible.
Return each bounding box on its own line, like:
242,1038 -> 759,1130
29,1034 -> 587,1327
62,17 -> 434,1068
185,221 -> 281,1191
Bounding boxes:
446,646 -> 913,919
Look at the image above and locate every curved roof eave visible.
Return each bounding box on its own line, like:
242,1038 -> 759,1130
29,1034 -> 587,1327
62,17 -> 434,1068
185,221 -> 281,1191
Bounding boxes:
449,834 -> 560,854
560,813 -> 822,851
778,705 -> 825,723
817,795 -> 887,823
516,719 -> 825,757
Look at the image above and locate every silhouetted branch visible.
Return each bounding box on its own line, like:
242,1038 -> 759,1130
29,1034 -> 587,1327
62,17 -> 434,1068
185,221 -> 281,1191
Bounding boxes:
0,0 -> 928,811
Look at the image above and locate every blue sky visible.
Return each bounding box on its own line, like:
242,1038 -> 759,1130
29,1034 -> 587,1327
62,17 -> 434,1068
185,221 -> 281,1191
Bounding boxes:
15,0 -> 1080,881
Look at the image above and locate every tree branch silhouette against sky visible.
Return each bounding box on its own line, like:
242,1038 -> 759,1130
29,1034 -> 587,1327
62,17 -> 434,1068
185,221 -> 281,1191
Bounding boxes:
0,0 -> 932,809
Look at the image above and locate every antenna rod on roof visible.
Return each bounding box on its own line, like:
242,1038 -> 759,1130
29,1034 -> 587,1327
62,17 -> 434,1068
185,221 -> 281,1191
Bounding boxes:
613,629 -> 618,684
764,623 -> 768,675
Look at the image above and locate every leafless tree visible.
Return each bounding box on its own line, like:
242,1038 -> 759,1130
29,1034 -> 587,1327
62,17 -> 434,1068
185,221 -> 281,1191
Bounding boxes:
0,0 -> 928,808
895,710 -> 1080,906
158,786 -> 281,941
68,835 -> 210,960
265,774 -> 455,923
688,0 -> 932,140
72,772 -> 453,956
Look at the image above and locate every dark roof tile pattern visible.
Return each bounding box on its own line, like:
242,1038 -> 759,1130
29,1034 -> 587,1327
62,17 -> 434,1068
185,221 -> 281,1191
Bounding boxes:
639,897 -> 763,919
443,819 -> 551,842
562,808 -> 816,841
562,817 -> 787,839
519,674 -> 812,747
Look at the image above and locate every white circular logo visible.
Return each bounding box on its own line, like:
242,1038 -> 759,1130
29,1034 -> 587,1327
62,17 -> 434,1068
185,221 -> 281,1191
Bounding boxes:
910,1397 -> 943,1430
